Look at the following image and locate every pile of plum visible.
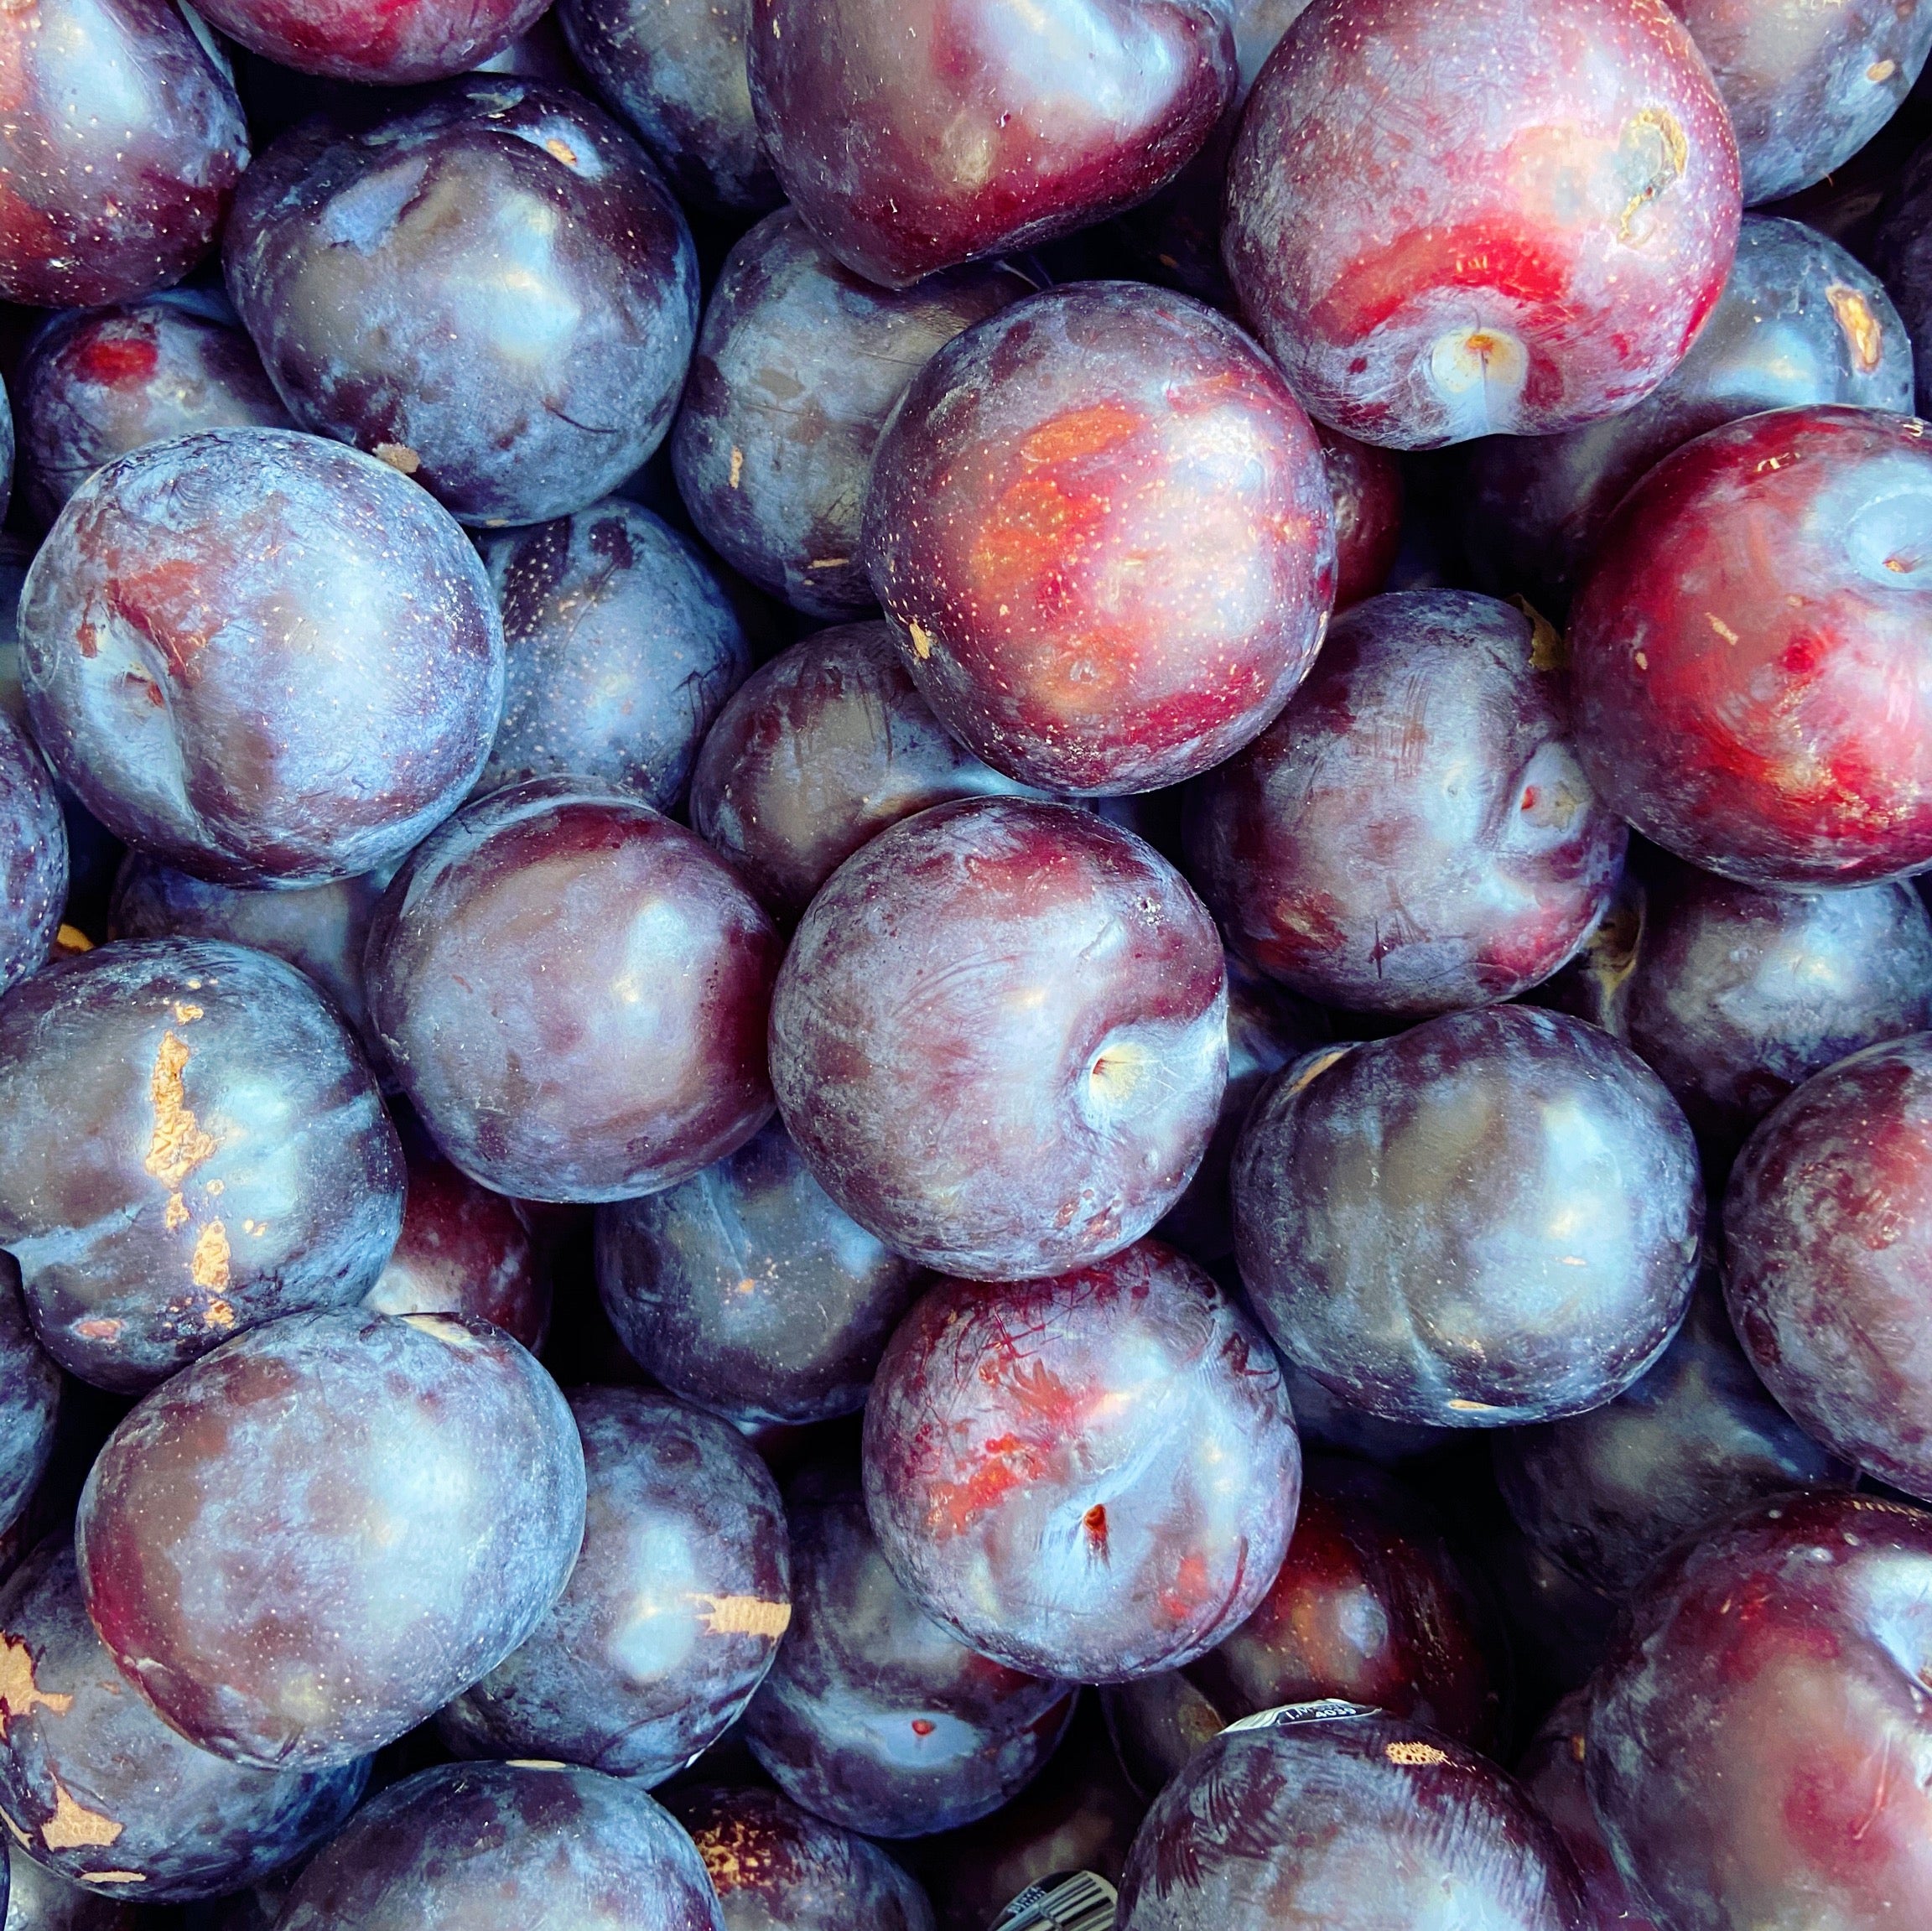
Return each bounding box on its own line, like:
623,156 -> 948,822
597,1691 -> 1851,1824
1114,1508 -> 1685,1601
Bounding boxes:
5,0 -> 1932,1924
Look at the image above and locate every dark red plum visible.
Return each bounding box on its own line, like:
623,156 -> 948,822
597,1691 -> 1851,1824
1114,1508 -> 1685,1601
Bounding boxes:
1571,406 -> 1932,887
1236,1006 -> 1704,1426
0,1268 -> 58,1543
741,1466 -> 1074,1840
364,1133 -> 549,1352
1224,0 -> 1741,447
662,1786 -> 933,1931
1185,590 -> 1625,1016
1587,1490 -> 1932,1928
224,80 -> 698,528
0,1540 -> 366,1900
0,712 -> 65,1002
75,1309 -> 586,1771
1494,1277 -> 1852,1597
862,1243 -> 1300,1684
0,939 -> 402,1393
1724,1033 -> 1932,1500
1117,1706 -> 1586,1928
3,1851 -> 145,1930
15,295 -> 291,528
770,798 -> 1226,1280
595,1120 -> 923,1428
1318,428 -> 1404,610
747,0 -> 1235,288
1516,1693 -> 1661,1931
274,1762 -> 720,1930
438,1388 -> 789,1783
689,623 -> 1042,921
189,0 -> 552,83
477,501 -> 750,812
18,428 -> 503,888
0,0 -> 248,310
1465,215 -> 1915,613
367,783 -> 781,1204
557,0 -> 780,214
1104,1455 -> 1504,1794
1670,0 -> 1932,203
673,212 -> 1031,622
864,282 -> 1336,795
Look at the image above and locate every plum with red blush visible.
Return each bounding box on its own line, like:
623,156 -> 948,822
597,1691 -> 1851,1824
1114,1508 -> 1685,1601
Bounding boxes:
190,0 -> 553,84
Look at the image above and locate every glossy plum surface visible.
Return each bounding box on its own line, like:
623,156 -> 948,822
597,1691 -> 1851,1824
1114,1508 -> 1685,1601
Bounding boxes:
1725,1032 -> 1932,1499
1571,405 -> 1932,886
863,1243 -> 1300,1683
662,1785 -> 934,1931
1495,1276 -> 1851,1596
1118,1706 -> 1585,1928
0,711 -> 66,1002
1465,215 -> 1914,613
14,295 -> 291,528
1185,589 -> 1625,1015
0,939 -> 402,1393
18,428 -> 503,888
747,0 -> 1236,287
689,622 -> 1041,921
0,1540 -> 366,1900
1587,1490 -> 1932,1928
771,797 -> 1226,1280
1318,427 -> 1404,610
477,501 -> 750,811
225,79 -> 698,528
741,1464 -> 1074,1840
0,1269 -> 59,1542
438,1387 -> 788,1783
595,1120 -> 923,1428
0,0 -> 249,309
367,782 -> 781,1204
864,281 -> 1337,795
75,1308 -> 585,1770
1235,1006 -> 1704,1425
673,210 -> 1031,621
274,1762 -> 721,1930
1226,0 -> 1741,448
190,0 -> 552,83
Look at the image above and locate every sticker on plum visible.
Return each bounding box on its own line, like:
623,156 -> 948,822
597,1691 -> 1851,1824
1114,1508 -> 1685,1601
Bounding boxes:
992,1869 -> 1118,1931
1223,1698 -> 1381,1734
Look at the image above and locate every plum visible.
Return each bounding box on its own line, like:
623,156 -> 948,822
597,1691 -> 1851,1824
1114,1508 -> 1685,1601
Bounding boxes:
0,939 -> 402,1394
1466,215 -> 1914,614
0,0 -> 248,310
864,281 -> 1337,795
18,428 -> 503,888
14,294 -> 291,527
224,79 -> 698,528
0,1540 -> 366,1900
1724,1031 -> 1932,1500
75,1308 -> 585,1770
746,0 -> 1236,288
3,377 -> 11,526
3,1851 -> 145,1930
770,797 -> 1226,1281
1117,1705 -> 1585,1928
1235,1005 -> 1704,1425
673,210 -> 1031,621
437,1387 -> 789,1784
477,501 -> 750,812
862,1242 -> 1301,1684
1570,405 -> 1932,887
1318,428 -> 1404,610
1184,589 -> 1625,1015
1224,0 -> 1741,447
1494,1275 -> 1852,1597
188,0 -> 552,84
0,1268 -> 58,1545
1872,133 -> 1932,418
273,1762 -> 721,1930
366,782 -> 781,1204
741,1464 -> 1074,1840
1587,1489 -> 1932,1928
595,1119 -> 923,1428
662,1785 -> 934,1931
0,711 -> 66,1002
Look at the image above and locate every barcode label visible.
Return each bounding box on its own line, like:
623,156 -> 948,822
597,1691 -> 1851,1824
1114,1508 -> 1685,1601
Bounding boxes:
992,1870 -> 1118,1931
1223,1698 -> 1379,1733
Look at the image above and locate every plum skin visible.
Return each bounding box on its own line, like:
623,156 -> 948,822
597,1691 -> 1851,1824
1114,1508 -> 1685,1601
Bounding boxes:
1223,0 -> 1742,448
0,707 -> 67,1001
862,1241 -> 1301,1684
864,280 -> 1337,797
1570,404 -> 1932,887
768,797 -> 1228,1282
189,0 -> 553,86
